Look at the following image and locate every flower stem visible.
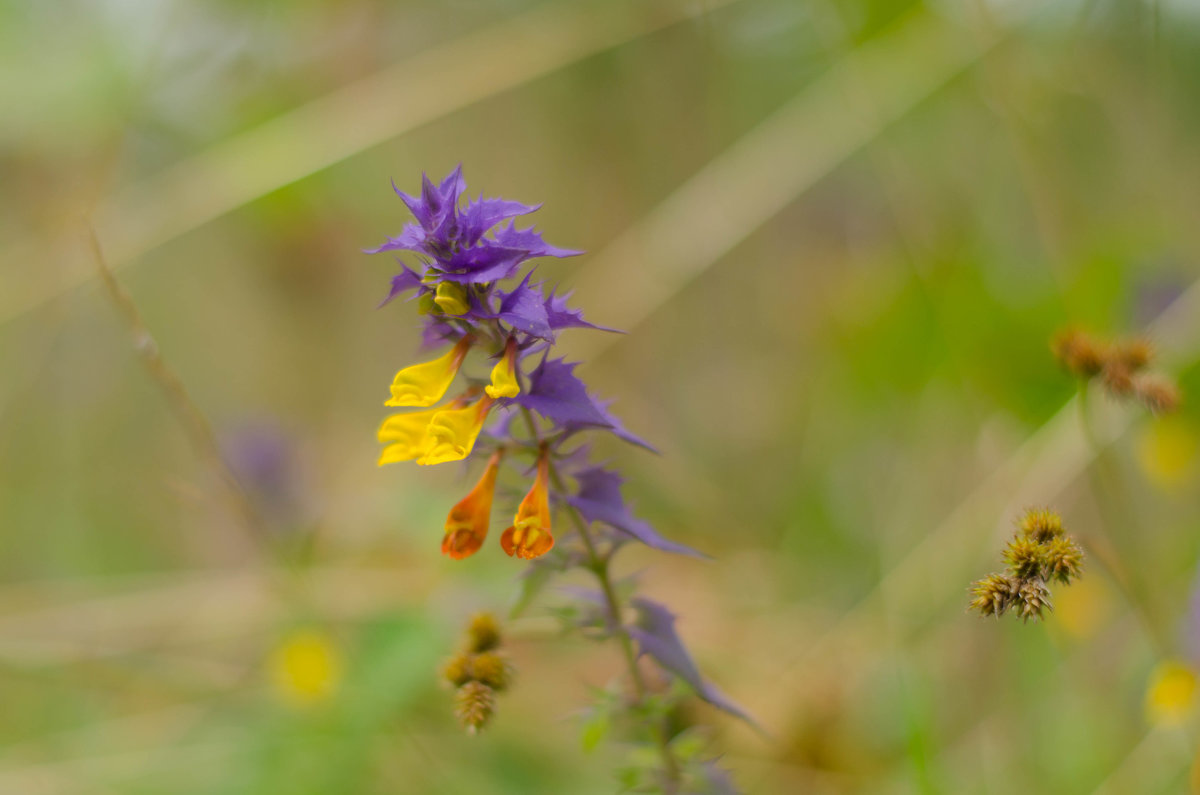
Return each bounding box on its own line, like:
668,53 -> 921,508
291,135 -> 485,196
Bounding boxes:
518,407 -> 680,790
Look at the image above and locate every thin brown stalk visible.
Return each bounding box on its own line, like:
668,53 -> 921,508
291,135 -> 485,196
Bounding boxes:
87,228 -> 268,551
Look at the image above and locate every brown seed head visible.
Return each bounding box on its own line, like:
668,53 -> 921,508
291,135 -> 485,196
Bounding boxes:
1018,509 -> 1064,543
1003,537 -> 1045,580
969,573 -> 1015,617
1111,339 -> 1154,373
1052,329 -> 1107,379
467,613 -> 501,653
470,651 -> 513,691
1016,579 -> 1052,622
1101,363 -> 1136,398
1134,374 -> 1182,415
443,653 -> 473,687
455,681 -> 495,733
1043,536 -> 1084,584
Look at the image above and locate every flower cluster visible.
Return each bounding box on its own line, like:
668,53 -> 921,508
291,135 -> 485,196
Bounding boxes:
370,168 -> 746,789
443,613 -> 513,733
969,509 -> 1084,622
1053,328 -> 1181,413
371,166 -> 693,561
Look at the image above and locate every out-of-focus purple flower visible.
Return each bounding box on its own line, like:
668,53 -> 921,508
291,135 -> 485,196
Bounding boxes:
569,467 -> 703,558
223,421 -> 305,531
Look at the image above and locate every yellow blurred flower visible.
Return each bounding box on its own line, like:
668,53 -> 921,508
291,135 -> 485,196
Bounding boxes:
1146,660 -> 1198,726
270,628 -> 342,707
1136,417 -> 1198,491
1052,576 -> 1113,640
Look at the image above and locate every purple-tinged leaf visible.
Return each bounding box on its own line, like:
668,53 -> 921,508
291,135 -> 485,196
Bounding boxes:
394,165 -> 465,232
569,467 -> 704,558
594,399 -> 657,452
460,196 -> 539,245
482,404 -> 519,441
377,262 -> 424,307
628,598 -> 757,728
490,221 -> 583,259
517,358 -> 613,427
435,245 -> 530,283
420,317 -> 463,351
494,272 -> 552,339
365,223 -> 428,256
550,441 -> 594,474
545,287 -> 620,333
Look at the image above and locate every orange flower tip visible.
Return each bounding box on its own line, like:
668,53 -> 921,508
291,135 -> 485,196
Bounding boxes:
442,528 -> 484,560
499,525 -> 554,560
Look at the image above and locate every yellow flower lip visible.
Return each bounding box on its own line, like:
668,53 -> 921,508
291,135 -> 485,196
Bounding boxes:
434,282 -> 471,316
500,454 -> 554,560
385,336 -> 473,408
377,396 -> 470,466
417,395 -> 495,466
442,449 -> 504,560
485,337 -> 520,400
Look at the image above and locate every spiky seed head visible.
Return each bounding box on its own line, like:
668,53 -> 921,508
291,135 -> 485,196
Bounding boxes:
455,681 -> 495,733
1134,374 -> 1181,415
969,573 -> 1015,617
1018,509 -> 1064,543
443,653 -> 473,687
470,651 -> 513,691
1003,537 -> 1045,580
1111,339 -> 1154,373
1016,579 -> 1052,622
1101,363 -> 1136,397
1052,329 -> 1107,379
1043,536 -> 1084,584
466,613 -> 501,653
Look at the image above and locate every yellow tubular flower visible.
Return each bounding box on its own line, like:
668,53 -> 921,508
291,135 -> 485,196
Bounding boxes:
385,336 -> 472,407
417,396 -> 495,466
486,337 -> 520,399
442,449 -> 504,559
500,455 -> 554,560
377,409 -> 437,466
434,282 -> 471,315
378,395 -> 472,465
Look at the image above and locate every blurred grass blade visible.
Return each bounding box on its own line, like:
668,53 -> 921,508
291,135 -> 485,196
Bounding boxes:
0,0 -> 741,327
567,7 -> 1005,359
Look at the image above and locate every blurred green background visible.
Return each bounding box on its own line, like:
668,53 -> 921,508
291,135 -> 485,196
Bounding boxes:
5,0 -> 1200,791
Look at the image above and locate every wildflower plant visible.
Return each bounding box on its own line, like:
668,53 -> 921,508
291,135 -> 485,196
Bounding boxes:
370,167 -> 748,791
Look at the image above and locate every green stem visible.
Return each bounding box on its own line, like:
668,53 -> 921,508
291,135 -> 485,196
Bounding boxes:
518,407 -> 681,790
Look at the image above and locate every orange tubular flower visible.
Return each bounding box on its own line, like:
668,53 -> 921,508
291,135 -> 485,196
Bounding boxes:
442,450 -> 504,560
500,454 -> 554,560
